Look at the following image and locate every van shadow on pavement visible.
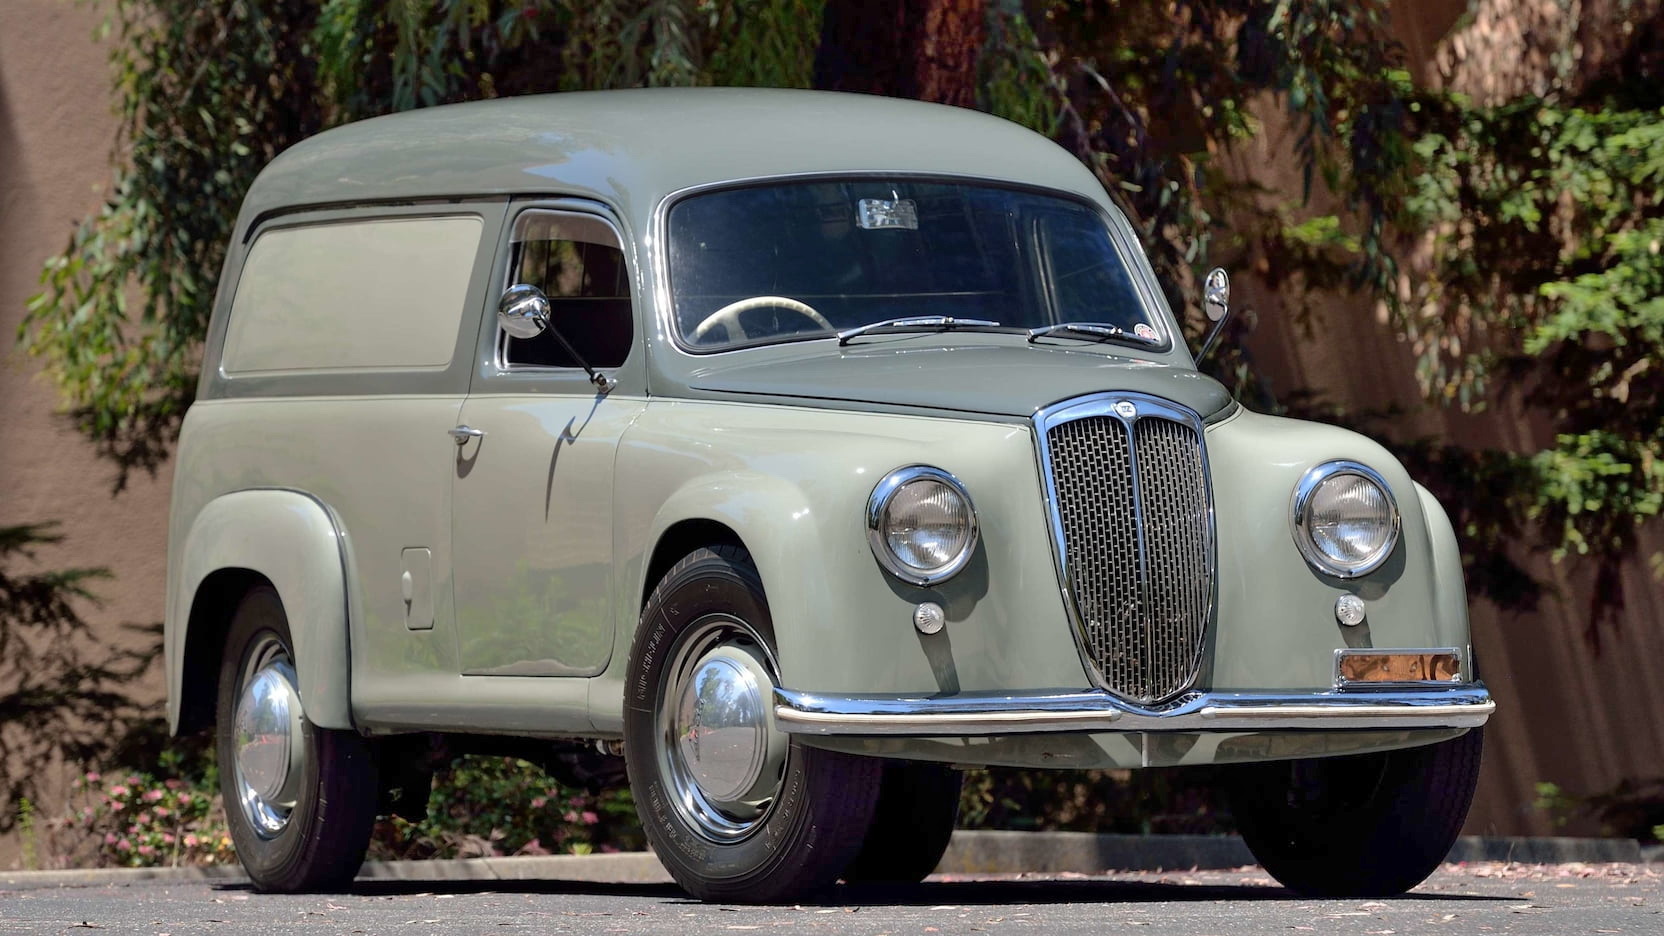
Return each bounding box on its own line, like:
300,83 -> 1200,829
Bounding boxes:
213,877 -> 1513,906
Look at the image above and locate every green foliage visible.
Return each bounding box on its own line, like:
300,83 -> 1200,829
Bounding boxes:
1532,778 -> 1664,843
54,768 -> 237,868
1392,94 -> 1664,622
18,798 -> 38,871
370,756 -> 642,859
22,0 -> 331,487
959,767 -> 1229,836
702,0 -> 825,90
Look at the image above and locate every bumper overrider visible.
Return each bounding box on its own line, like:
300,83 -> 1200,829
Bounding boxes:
772,684 -> 1495,736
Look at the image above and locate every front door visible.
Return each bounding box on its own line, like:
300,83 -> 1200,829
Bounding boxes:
450,205 -> 647,677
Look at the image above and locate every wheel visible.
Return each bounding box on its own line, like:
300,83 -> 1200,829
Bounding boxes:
1224,728 -> 1483,897
843,762 -> 962,884
624,545 -> 883,903
215,585 -> 378,892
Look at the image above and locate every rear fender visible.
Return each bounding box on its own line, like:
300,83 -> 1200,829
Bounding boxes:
167,489 -> 352,733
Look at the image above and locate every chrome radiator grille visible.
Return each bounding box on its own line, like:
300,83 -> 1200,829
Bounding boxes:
1042,401 -> 1212,704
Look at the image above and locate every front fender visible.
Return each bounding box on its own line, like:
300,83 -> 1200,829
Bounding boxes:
601,401 -> 1090,718
1206,408 -> 1472,690
166,489 -> 353,732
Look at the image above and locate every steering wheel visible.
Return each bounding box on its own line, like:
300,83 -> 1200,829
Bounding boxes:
691,296 -> 834,342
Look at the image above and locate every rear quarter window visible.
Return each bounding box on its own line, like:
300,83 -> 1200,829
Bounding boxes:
221,216 -> 483,374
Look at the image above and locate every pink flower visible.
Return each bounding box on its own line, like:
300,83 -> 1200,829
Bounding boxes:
116,838 -> 131,851
176,793 -> 192,806
154,807 -> 171,819
136,812 -> 151,825
85,771 -> 102,783
164,779 -> 182,790
127,825 -> 139,835
161,833 -> 176,844
137,844 -> 155,856
103,833 -> 117,845
184,834 -> 199,848
563,811 -> 579,823
109,785 -> 130,798
530,797 -> 547,809
581,811 -> 598,824
144,789 -> 164,802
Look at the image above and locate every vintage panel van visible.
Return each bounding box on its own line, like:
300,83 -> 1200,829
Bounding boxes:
166,89 -> 1493,901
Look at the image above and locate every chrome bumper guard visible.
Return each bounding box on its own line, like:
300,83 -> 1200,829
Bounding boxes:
772,685 -> 1495,736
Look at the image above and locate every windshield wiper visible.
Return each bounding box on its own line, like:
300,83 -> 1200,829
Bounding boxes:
837,316 -> 1005,346
1026,322 -> 1159,347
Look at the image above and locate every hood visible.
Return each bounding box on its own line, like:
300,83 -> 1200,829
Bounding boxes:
683,342 -> 1235,421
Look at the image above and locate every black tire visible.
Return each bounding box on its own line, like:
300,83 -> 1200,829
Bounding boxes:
215,586 -> 379,892
1224,728 -> 1484,897
843,762 -> 961,884
624,546 -> 883,903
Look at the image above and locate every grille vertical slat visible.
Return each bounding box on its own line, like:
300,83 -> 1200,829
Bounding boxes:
1045,409 -> 1211,703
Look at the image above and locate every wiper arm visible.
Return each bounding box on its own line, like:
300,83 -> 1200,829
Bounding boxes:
1026,322 -> 1158,347
837,316 -> 1005,346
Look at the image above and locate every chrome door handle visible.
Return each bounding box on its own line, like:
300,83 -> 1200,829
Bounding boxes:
448,425 -> 485,445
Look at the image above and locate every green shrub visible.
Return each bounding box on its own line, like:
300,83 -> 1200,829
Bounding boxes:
369,756 -> 643,860
959,767 -> 1231,836
52,767 -> 235,868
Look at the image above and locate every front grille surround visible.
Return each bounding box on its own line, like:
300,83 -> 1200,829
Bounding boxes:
1033,393 -> 1217,705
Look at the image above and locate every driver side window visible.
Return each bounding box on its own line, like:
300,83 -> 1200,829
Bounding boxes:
502,212 -> 633,368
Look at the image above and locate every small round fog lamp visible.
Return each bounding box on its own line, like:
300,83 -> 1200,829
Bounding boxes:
913,602 -> 946,635
1335,594 -> 1366,627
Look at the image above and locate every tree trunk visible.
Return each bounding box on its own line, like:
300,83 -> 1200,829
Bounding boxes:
813,0 -> 986,108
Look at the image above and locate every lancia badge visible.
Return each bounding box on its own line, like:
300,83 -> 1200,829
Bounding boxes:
1113,401 -> 1137,419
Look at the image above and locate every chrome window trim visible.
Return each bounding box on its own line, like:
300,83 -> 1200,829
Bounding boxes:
1031,392 -> 1218,702
865,465 -> 980,586
649,171 -> 1177,358
1289,459 -> 1402,579
493,206 -> 634,376
773,685 -> 1495,736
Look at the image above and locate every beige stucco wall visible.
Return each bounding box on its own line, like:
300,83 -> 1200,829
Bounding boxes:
1,0 -> 171,865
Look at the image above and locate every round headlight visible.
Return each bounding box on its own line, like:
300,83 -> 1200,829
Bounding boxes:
1291,461 -> 1400,578
867,466 -> 978,585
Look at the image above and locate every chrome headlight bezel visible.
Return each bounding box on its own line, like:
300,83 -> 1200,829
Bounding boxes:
1290,460 -> 1401,578
866,465 -> 979,586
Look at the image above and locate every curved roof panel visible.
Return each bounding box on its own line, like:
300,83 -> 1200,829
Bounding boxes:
240,88 -> 1106,233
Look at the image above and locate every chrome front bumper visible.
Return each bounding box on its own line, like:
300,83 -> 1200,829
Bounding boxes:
772,685 -> 1495,736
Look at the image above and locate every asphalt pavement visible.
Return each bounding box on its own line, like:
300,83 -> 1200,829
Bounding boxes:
3,862 -> 1659,935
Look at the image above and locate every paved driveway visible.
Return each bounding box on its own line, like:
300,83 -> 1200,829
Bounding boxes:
2,864 -> 1658,935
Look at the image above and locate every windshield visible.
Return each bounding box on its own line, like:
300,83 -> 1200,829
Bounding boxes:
666,179 -> 1163,351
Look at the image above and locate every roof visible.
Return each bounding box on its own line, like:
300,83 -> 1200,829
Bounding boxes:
238,88 -> 1108,236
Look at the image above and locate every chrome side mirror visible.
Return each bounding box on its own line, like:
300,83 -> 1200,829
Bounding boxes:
1203,267 -> 1229,323
498,283 -> 550,340
1197,267 -> 1230,361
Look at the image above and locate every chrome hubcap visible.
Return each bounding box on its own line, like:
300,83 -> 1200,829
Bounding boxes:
233,635 -> 306,838
659,616 -> 789,842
